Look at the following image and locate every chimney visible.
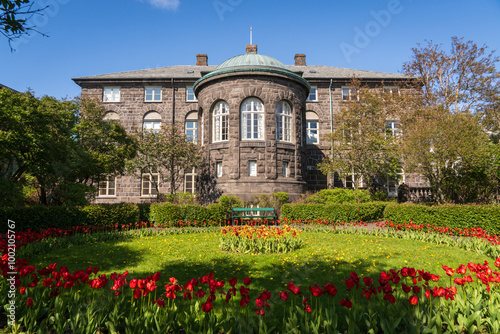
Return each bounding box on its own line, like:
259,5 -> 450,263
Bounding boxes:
246,44 -> 258,54
294,54 -> 306,66
196,54 -> 208,66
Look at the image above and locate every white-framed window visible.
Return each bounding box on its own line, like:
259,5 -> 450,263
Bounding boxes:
216,161 -> 223,178
98,176 -> 116,197
186,86 -> 197,102
306,111 -> 319,145
241,98 -> 264,140
276,101 -> 292,142
184,168 -> 197,193
282,161 -> 289,177
306,86 -> 317,101
145,87 -> 162,102
103,87 -> 120,102
186,121 -> 197,143
342,87 -> 358,101
248,160 -> 257,176
383,86 -> 400,95
341,173 -> 363,189
185,111 -> 198,143
213,101 -> 229,142
143,111 -> 162,133
306,121 -> 318,144
142,173 -> 159,197
386,121 -> 400,138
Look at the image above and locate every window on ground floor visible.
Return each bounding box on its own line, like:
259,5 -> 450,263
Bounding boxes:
142,173 -> 159,197
185,168 -> 197,193
98,176 -> 116,197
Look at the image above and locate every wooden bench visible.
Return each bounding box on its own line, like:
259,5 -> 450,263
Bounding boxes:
231,208 -> 276,225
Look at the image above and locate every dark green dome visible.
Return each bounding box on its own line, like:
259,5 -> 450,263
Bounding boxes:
215,53 -> 288,71
193,52 -> 310,92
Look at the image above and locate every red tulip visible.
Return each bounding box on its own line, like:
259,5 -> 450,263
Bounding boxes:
339,298 -> 352,309
229,277 -> 238,287
243,277 -> 252,285
279,291 -> 289,301
26,298 -> 33,307
408,295 -> 418,305
202,300 -> 212,312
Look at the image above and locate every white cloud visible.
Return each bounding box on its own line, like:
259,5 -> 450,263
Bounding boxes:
139,0 -> 180,10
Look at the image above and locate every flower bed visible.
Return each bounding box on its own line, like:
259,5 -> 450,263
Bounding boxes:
2,221 -> 500,333
219,224 -> 302,254
2,256 -> 500,333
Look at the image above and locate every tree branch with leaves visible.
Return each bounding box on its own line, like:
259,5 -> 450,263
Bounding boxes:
318,78 -> 404,191
1,0 -> 48,50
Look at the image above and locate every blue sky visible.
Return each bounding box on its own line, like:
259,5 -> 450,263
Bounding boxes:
1,0 -> 499,99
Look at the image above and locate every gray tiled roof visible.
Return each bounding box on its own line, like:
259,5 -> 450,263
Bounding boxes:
73,64 -> 409,82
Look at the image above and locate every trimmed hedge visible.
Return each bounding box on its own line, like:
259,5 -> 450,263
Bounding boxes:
0,204 -> 139,233
281,202 -> 389,222
383,203 -> 500,235
149,203 -> 227,225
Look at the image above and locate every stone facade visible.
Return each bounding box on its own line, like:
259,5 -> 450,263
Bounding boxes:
73,45 -> 417,203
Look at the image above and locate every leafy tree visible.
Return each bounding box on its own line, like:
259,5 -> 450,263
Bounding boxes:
0,89 -> 78,204
71,98 -> 137,185
1,0 -> 47,49
400,107 -> 494,203
318,79 -> 402,191
0,89 -> 137,205
400,37 -> 500,203
127,123 -> 203,199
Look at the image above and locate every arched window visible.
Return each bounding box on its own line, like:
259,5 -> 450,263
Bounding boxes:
143,111 -> 162,133
185,111 -> 198,143
103,111 -> 119,121
276,101 -> 292,142
241,98 -> 264,140
213,101 -> 229,142
306,111 -> 319,144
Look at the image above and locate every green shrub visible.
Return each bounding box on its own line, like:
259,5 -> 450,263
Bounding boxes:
0,178 -> 24,207
0,204 -> 140,233
164,192 -> 198,205
383,203 -> 500,235
81,203 -> 139,227
281,202 -> 388,222
206,203 -> 227,223
219,195 -> 243,210
137,203 -> 151,222
181,205 -> 209,223
149,203 -> 183,224
304,188 -> 371,204
150,202 -> 227,225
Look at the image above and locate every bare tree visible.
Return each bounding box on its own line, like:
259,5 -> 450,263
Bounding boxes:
402,36 -> 499,116
127,124 -> 204,199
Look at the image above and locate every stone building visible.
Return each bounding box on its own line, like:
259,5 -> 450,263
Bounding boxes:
73,45 -> 425,203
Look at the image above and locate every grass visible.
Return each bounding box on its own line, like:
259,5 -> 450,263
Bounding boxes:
30,231 -> 492,295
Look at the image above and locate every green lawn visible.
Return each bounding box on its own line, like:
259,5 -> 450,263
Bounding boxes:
30,231 -> 491,294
